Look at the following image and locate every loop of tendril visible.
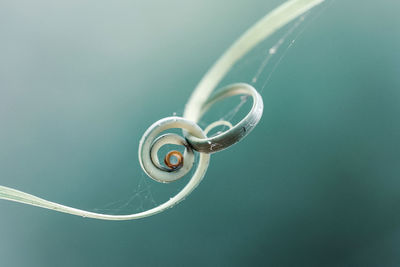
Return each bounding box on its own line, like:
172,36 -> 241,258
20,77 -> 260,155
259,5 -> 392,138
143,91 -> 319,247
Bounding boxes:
184,83 -> 264,153
138,83 -> 263,185
139,117 -> 206,183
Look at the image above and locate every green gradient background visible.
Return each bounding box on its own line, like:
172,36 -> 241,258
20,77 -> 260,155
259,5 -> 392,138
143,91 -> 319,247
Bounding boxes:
1,0 -> 399,266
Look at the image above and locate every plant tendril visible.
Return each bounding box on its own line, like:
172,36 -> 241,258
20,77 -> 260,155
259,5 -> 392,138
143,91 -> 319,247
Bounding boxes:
0,0 -> 324,220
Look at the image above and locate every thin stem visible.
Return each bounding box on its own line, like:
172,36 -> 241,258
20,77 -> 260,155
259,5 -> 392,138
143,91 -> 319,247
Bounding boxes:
184,0 -> 324,122
0,0 -> 324,220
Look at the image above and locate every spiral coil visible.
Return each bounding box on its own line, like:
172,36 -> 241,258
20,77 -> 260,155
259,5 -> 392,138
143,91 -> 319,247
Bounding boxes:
139,83 -> 263,184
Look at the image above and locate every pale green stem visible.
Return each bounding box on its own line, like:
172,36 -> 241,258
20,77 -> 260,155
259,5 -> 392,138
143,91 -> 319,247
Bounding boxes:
0,0 -> 324,220
184,0 -> 324,122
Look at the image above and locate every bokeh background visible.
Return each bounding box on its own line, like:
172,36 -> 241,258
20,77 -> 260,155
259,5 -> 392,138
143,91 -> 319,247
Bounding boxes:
1,0 -> 399,266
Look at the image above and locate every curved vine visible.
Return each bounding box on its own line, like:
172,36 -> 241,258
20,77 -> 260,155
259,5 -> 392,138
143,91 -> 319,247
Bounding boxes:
0,0 -> 324,220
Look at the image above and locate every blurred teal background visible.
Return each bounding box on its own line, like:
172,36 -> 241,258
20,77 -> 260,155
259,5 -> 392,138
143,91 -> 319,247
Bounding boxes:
0,0 -> 400,266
